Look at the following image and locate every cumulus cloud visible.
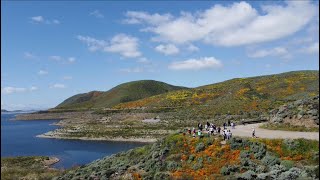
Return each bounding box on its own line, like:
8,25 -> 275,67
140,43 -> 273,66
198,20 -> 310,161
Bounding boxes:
77,34 -> 141,58
247,47 -> 290,58
123,11 -> 173,25
38,70 -> 48,75
1,86 -> 38,95
155,44 -> 179,55
124,1 -> 317,46
90,10 -> 104,18
50,83 -> 66,89
30,16 -> 60,24
168,57 -> 223,71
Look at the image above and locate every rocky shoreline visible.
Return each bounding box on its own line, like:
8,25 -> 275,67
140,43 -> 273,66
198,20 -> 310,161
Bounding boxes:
36,133 -> 157,143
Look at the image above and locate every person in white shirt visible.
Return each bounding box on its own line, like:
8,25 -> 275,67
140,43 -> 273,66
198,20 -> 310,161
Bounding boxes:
252,127 -> 256,138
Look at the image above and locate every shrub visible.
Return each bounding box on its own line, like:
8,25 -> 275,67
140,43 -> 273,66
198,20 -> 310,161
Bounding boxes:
237,170 -> 256,180
280,160 -> 294,170
262,153 -> 280,167
195,142 -> 205,152
277,167 -> 302,180
166,161 -> 180,171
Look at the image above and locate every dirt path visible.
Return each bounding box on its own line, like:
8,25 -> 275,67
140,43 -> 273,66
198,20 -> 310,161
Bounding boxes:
230,123 -> 319,141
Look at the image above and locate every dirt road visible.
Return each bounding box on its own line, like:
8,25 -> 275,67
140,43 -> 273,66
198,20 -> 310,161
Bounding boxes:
230,123 -> 319,141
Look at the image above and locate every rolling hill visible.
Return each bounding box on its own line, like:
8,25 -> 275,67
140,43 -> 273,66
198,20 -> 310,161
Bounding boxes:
114,70 -> 319,116
55,80 -> 187,110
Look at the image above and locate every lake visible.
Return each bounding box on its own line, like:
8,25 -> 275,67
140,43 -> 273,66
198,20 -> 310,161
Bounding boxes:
1,113 -> 147,168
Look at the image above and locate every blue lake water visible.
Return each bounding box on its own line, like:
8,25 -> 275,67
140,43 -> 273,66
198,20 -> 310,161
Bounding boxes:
1,113 -> 147,169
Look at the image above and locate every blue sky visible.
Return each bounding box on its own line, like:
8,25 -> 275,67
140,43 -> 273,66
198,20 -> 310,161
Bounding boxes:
1,1 -> 319,110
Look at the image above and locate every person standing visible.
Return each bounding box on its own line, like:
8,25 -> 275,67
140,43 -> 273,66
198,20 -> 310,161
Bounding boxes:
252,127 -> 256,138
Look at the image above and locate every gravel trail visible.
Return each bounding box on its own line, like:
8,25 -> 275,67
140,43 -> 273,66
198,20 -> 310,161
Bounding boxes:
230,123 -> 319,141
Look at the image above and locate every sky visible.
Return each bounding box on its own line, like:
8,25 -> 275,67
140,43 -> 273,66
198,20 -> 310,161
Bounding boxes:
1,1 -> 319,110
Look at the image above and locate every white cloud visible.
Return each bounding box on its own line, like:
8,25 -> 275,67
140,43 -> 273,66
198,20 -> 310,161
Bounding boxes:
53,19 -> 60,24
30,16 -> 60,25
1,87 -> 27,94
63,76 -> 73,80
67,57 -> 76,63
30,86 -> 38,91
31,16 -> 44,22
187,44 -> 199,52
120,67 -> 144,73
247,47 -> 290,58
1,86 -> 39,95
24,52 -> 36,59
137,57 -> 150,63
155,44 -> 179,55
125,1 -> 317,46
50,56 -> 62,61
38,70 -> 48,75
168,57 -> 223,71
90,10 -> 104,18
50,83 -> 66,89
105,34 -> 141,58
123,11 -> 173,25
77,34 -> 141,58
301,42 -> 319,54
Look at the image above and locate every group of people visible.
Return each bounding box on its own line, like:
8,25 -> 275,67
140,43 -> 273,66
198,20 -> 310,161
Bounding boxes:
186,120 -> 236,140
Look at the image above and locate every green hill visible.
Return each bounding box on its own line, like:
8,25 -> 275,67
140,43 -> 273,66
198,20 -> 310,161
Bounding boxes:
114,70 -> 319,116
55,80 -> 187,110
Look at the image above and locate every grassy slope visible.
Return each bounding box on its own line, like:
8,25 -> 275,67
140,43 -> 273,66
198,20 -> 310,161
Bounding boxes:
1,156 -> 62,180
55,80 -> 187,110
115,70 -> 319,116
58,133 -> 319,179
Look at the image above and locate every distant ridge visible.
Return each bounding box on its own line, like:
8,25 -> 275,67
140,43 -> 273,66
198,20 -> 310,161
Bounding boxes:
55,80 -> 187,110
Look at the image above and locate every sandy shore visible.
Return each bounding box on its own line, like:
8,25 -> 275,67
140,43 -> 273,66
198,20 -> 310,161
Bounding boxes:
36,134 -> 156,143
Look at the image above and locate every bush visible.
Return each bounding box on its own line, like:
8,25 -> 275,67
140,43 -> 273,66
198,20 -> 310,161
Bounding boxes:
237,170 -> 256,180
166,161 -> 180,171
262,153 -> 280,167
195,142 -> 205,152
153,172 -> 170,180
280,160 -> 294,170
278,167 -> 302,180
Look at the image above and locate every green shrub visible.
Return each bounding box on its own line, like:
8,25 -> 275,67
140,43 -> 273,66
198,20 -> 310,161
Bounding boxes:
195,142 -> 205,152
280,160 -> 294,170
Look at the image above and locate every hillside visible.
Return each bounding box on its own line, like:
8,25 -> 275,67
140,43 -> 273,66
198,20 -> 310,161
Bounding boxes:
55,80 -> 187,110
57,133 -> 319,179
114,70 -> 319,117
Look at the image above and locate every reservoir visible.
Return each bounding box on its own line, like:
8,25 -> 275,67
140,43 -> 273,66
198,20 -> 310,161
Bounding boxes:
1,113 -> 147,168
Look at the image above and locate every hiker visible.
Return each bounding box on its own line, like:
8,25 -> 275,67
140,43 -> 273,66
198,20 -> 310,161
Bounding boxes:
188,128 -> 191,135
223,122 -> 227,129
228,120 -> 231,126
231,122 -> 235,129
198,130 -> 203,138
207,121 -> 210,128
209,126 -> 214,136
199,123 -> 203,131
228,129 -> 232,139
217,126 -> 221,134
223,129 -> 227,140
252,127 -> 256,138
205,124 -> 208,131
